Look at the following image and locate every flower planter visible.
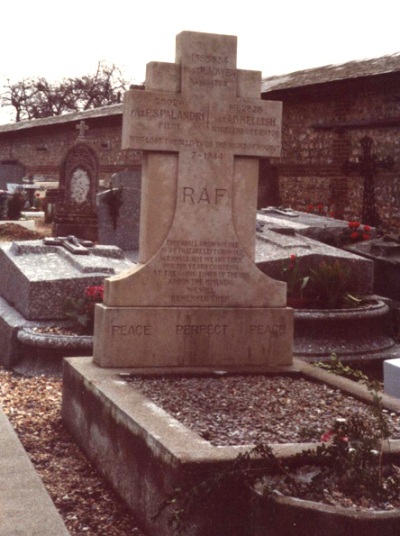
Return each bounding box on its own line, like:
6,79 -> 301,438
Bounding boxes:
293,299 -> 395,362
252,491 -> 400,536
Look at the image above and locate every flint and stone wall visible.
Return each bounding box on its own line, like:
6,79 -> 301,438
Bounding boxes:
0,113 -> 141,184
263,72 -> 400,232
1,74 -> 400,232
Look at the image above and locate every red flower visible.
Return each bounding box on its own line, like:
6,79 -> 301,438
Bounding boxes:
320,429 -> 348,443
321,429 -> 335,442
363,225 -> 371,232
362,233 -> 371,240
307,204 -> 314,212
84,285 -> 104,301
290,254 -> 296,261
348,221 -> 360,229
350,231 -> 360,240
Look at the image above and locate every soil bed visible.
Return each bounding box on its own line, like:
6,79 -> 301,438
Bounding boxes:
127,373 -> 400,513
126,374 -> 400,446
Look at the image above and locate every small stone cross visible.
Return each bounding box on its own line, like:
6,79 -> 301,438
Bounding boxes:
43,235 -> 94,255
76,120 -> 89,139
343,136 -> 394,227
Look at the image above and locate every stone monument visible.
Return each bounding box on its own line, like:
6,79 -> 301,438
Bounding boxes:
54,141 -> 99,241
93,31 -> 293,368
97,170 -> 141,251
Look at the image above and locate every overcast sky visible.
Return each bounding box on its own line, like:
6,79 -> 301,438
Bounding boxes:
1,0 -> 399,122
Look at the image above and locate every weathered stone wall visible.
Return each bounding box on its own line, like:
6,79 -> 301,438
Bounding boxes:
1,78 -> 399,232
264,74 -> 400,231
0,113 -> 141,184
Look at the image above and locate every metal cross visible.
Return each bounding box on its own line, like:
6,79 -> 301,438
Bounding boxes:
342,136 -> 394,227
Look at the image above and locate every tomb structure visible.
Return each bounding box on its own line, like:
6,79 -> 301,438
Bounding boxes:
93,31 -> 292,369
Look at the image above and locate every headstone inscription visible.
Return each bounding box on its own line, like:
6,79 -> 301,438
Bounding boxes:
53,142 -> 99,241
93,31 -> 293,368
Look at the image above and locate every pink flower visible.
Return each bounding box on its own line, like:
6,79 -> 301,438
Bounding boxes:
321,429 -> 335,442
320,429 -> 348,443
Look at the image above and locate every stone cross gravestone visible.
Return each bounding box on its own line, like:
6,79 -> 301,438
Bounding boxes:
342,136 -> 394,227
54,143 -> 99,241
93,31 -> 293,368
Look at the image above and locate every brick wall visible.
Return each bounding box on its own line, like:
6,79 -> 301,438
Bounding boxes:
263,73 -> 400,231
0,113 -> 141,184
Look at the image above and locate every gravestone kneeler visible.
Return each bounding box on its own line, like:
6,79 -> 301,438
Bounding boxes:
93,31 -> 293,368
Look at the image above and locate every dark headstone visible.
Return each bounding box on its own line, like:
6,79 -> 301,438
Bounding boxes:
0,160 -> 25,190
97,170 -> 141,251
54,143 -> 99,241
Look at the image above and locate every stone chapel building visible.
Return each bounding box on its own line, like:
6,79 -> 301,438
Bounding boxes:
0,52 -> 399,231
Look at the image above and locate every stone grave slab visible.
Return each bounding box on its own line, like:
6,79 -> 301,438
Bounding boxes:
345,235 -> 400,300
93,31 -> 292,369
259,208 -> 355,244
0,239 -> 132,320
255,223 -> 374,295
97,170 -> 141,251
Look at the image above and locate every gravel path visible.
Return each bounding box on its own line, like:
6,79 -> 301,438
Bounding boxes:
0,368 -> 146,536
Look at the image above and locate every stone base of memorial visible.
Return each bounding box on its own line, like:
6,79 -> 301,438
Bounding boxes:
93,305 -> 293,368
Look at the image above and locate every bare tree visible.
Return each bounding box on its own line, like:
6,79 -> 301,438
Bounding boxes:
1,62 -> 128,122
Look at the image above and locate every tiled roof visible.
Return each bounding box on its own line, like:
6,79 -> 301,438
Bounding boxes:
0,103 -> 123,133
262,52 -> 400,93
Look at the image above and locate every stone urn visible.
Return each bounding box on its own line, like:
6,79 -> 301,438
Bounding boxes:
252,491 -> 400,536
292,299 -> 396,362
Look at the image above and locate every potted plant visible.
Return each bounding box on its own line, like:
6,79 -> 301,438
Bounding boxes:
281,254 -> 310,308
280,257 -> 394,361
64,284 -> 104,334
